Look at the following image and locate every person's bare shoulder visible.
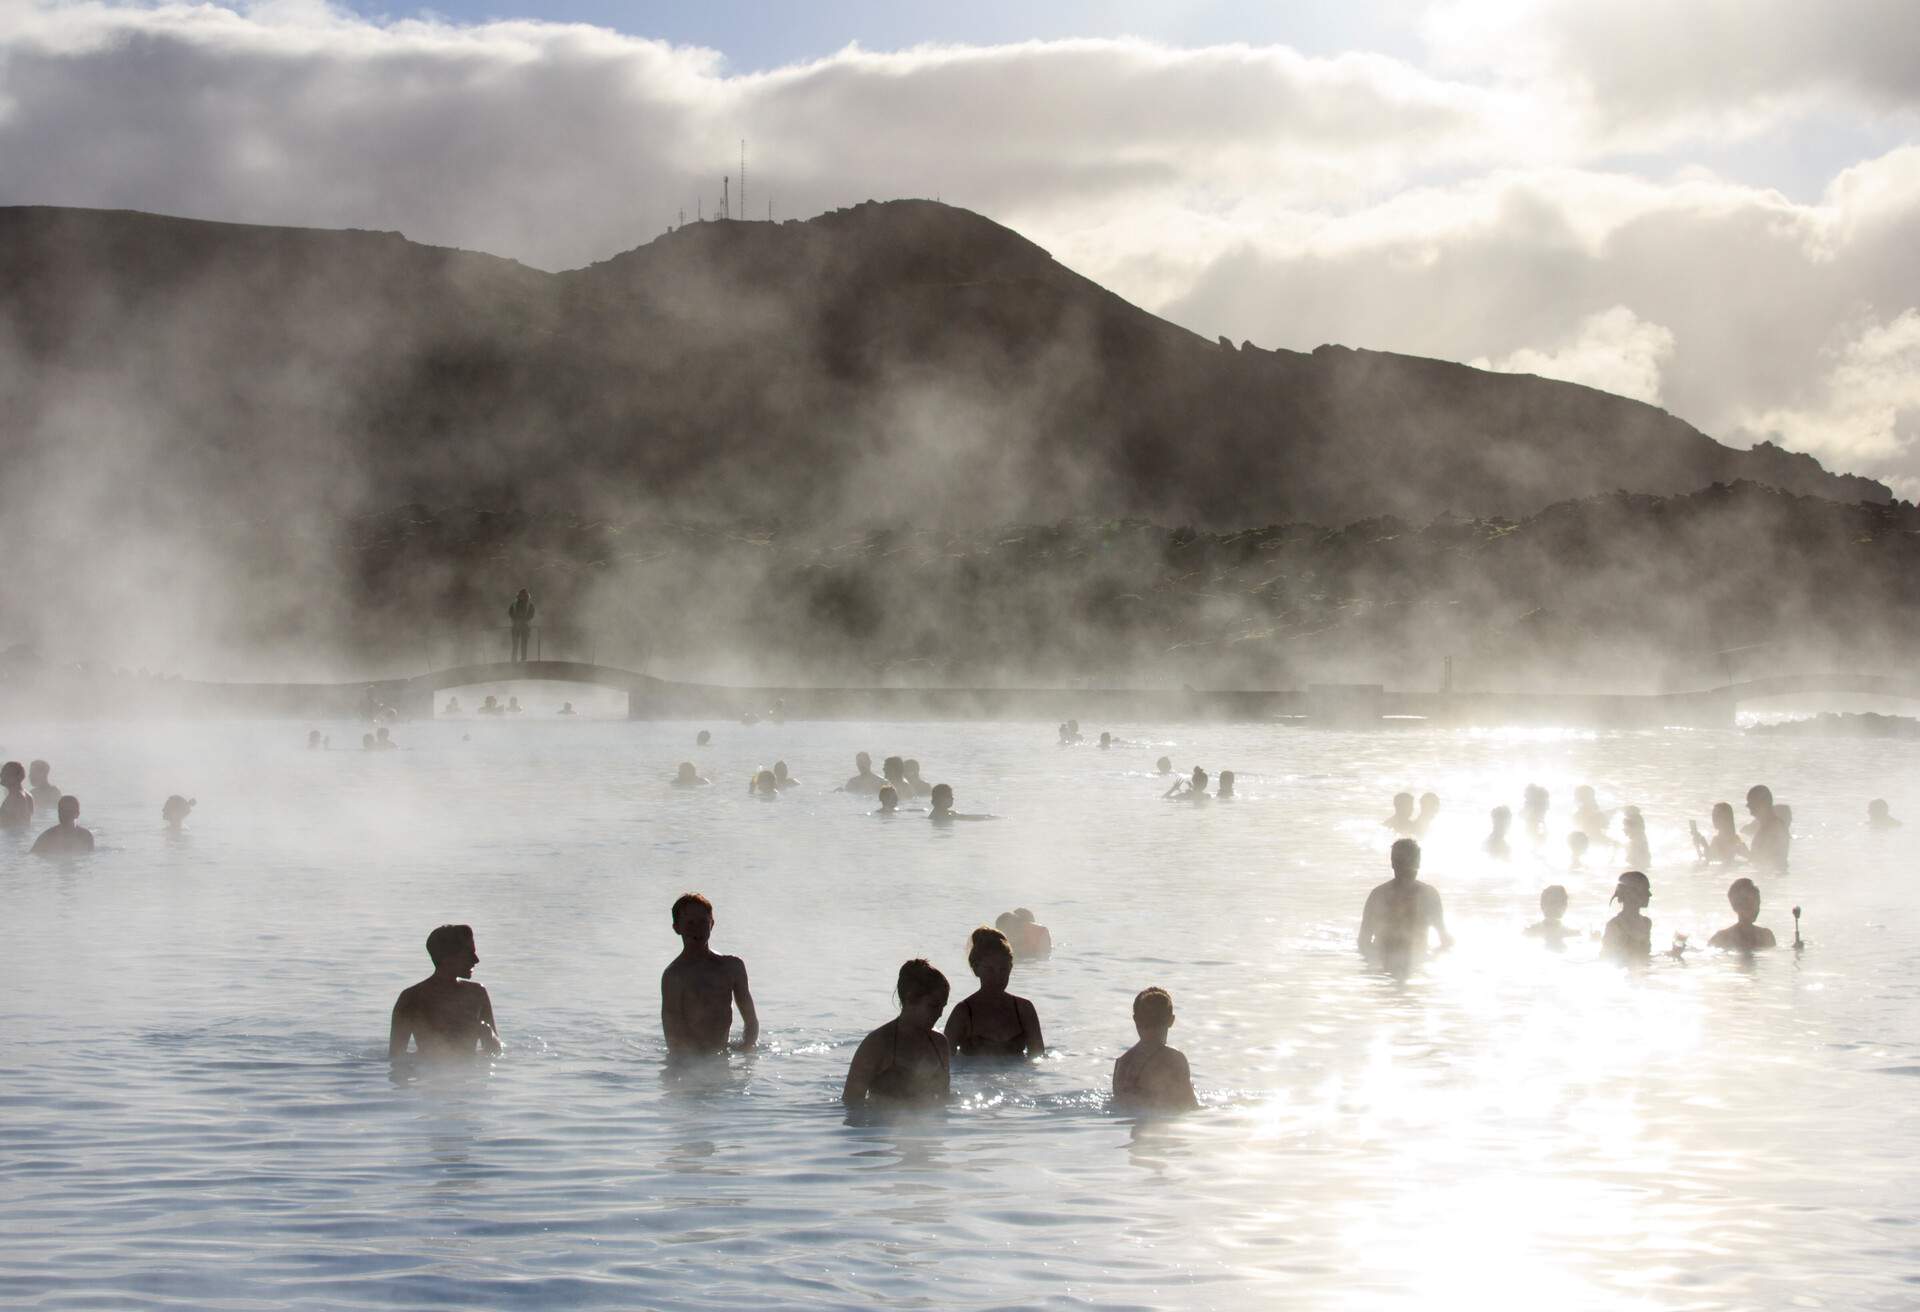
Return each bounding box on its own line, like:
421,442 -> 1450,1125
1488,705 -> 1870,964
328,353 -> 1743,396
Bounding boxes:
720,954 -> 749,978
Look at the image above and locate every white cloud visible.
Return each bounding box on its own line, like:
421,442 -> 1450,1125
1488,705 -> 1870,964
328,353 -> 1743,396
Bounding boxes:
1471,306 -> 1675,405
1737,310 -> 1920,477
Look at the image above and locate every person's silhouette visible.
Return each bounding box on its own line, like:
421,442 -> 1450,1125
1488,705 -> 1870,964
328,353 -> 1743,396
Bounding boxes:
944,927 -> 1044,1058
507,588 -> 536,662
1357,838 -> 1452,972
843,960 -> 951,1106
389,924 -> 502,1064
31,795 -> 93,856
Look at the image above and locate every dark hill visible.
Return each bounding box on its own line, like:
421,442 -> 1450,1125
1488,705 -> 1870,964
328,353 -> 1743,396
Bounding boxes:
0,200 -> 1886,534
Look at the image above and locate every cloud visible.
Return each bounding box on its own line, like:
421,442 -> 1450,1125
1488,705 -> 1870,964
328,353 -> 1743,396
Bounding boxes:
1471,306 -> 1675,405
1736,309 -> 1920,494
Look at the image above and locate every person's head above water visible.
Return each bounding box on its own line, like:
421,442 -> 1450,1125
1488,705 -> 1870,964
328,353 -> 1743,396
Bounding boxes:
883,756 -> 905,782
1727,876 -> 1761,923
774,761 -> 791,781
1622,805 -> 1645,833
895,958 -> 950,1015
162,795 -> 194,826
1490,805 -> 1512,832
1389,837 -> 1421,880
752,769 -> 777,794
56,795 -> 79,825
1133,986 -> 1175,1037
1574,785 -> 1596,807
696,730 -> 711,746
930,783 -> 954,812
1869,798 -> 1891,820
425,923 -> 478,973
361,734 -> 375,750
1189,767 -> 1208,790
1099,732 -> 1111,749
671,891 -> 714,942
904,759 -> 924,780
1712,800 -> 1737,831
0,761 -> 24,789
1156,756 -> 1172,775
877,785 -> 898,812
1567,832 -> 1589,856
995,910 -> 1021,938
1391,792 -> 1414,817
855,751 -> 872,773
1611,870 -> 1652,910
28,760 -> 50,786
1746,784 -> 1775,816
1418,792 -> 1439,815
1524,784 -> 1548,812
967,926 -> 1014,985
675,762 -> 699,783
1540,884 -> 1569,919
1217,770 -> 1235,796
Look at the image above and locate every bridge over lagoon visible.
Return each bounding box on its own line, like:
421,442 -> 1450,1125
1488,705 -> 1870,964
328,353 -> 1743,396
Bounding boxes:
73,662 -> 1920,729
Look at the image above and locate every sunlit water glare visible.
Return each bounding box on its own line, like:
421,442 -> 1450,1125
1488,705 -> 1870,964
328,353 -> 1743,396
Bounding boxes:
3,709 -> 1919,1309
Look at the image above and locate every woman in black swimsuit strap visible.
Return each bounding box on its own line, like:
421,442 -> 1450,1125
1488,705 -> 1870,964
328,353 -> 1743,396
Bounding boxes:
945,927 -> 1045,1059
843,960 -> 952,1106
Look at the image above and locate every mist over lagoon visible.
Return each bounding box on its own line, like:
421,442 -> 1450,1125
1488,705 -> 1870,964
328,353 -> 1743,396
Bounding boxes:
6,1 -> 1920,1308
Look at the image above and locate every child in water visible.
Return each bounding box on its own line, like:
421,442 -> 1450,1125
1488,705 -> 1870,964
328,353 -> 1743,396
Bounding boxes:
749,769 -> 779,798
1524,885 -> 1577,949
1708,877 -> 1777,952
1621,806 -> 1651,869
843,960 -> 951,1106
1603,871 -> 1653,961
929,783 -> 994,821
1112,987 -> 1199,1112
944,927 -> 1045,1058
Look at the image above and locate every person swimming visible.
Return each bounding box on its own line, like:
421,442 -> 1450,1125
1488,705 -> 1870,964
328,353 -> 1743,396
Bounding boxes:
772,761 -> 799,789
27,760 -> 61,813
1708,877 -> 1777,952
1521,784 -> 1549,844
1155,756 -> 1173,776
0,761 -> 34,830
873,784 -> 901,815
1413,791 -> 1440,838
996,909 -> 1053,959
901,760 -> 932,797
928,783 -> 994,821
161,795 -> 195,829
944,927 -> 1044,1059
843,959 -> 951,1106
1057,719 -> 1083,744
1602,871 -> 1653,962
1524,885 -> 1576,949
389,924 -> 502,1065
1868,798 -> 1900,829
660,892 -> 758,1054
1621,806 -> 1651,869
750,769 -> 779,798
672,762 -> 710,789
480,695 -> 501,715
1112,987 -> 1199,1112
1567,830 -> 1589,871
559,701 -> 576,715
1484,805 -> 1513,859
1216,770 -> 1236,800
843,752 -> 882,795
1357,838 -> 1453,972
696,730 -> 712,747
30,795 -> 93,856
1164,766 -> 1209,801
1384,792 -> 1418,835
1745,785 -> 1789,875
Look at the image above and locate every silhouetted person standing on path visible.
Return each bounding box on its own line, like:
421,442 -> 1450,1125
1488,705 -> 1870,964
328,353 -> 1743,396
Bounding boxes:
507,588 -> 536,662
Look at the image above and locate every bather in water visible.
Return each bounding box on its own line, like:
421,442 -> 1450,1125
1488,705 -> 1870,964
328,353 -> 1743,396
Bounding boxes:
660,892 -> 758,1054
944,927 -> 1044,1059
1112,987 -> 1198,1112
388,924 -> 502,1066
1524,885 -> 1576,949
672,762 -> 710,789
1602,872 -> 1653,962
1357,838 -> 1452,973
843,959 -> 951,1107
30,795 -> 93,856
1708,877 -> 1777,952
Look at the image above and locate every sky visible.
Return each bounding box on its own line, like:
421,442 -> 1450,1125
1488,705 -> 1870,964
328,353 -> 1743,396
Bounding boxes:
3,0 -> 1919,494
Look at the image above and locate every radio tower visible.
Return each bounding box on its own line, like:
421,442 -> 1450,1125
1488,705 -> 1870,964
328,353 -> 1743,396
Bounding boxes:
721,175 -> 729,220
740,139 -> 747,219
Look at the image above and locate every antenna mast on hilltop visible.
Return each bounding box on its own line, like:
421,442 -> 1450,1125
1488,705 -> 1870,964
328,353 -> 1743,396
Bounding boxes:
740,139 -> 747,218
722,175 -> 729,220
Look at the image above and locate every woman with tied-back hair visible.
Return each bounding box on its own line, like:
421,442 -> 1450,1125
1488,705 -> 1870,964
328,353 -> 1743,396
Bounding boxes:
842,960 -> 951,1106
945,927 -> 1044,1059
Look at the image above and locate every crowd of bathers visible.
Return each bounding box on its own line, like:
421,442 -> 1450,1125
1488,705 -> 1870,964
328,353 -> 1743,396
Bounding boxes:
13,719 -> 1895,1112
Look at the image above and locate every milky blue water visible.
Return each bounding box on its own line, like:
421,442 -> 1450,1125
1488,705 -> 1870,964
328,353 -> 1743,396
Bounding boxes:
4,698 -> 1920,1309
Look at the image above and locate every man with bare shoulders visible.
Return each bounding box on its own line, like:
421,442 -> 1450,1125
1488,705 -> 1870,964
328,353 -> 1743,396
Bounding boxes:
661,893 -> 759,1054
1358,838 -> 1453,972
389,924 -> 502,1065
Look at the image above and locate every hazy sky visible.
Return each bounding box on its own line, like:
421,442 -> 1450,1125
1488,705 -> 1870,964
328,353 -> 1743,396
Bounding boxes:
4,0 -> 1918,493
